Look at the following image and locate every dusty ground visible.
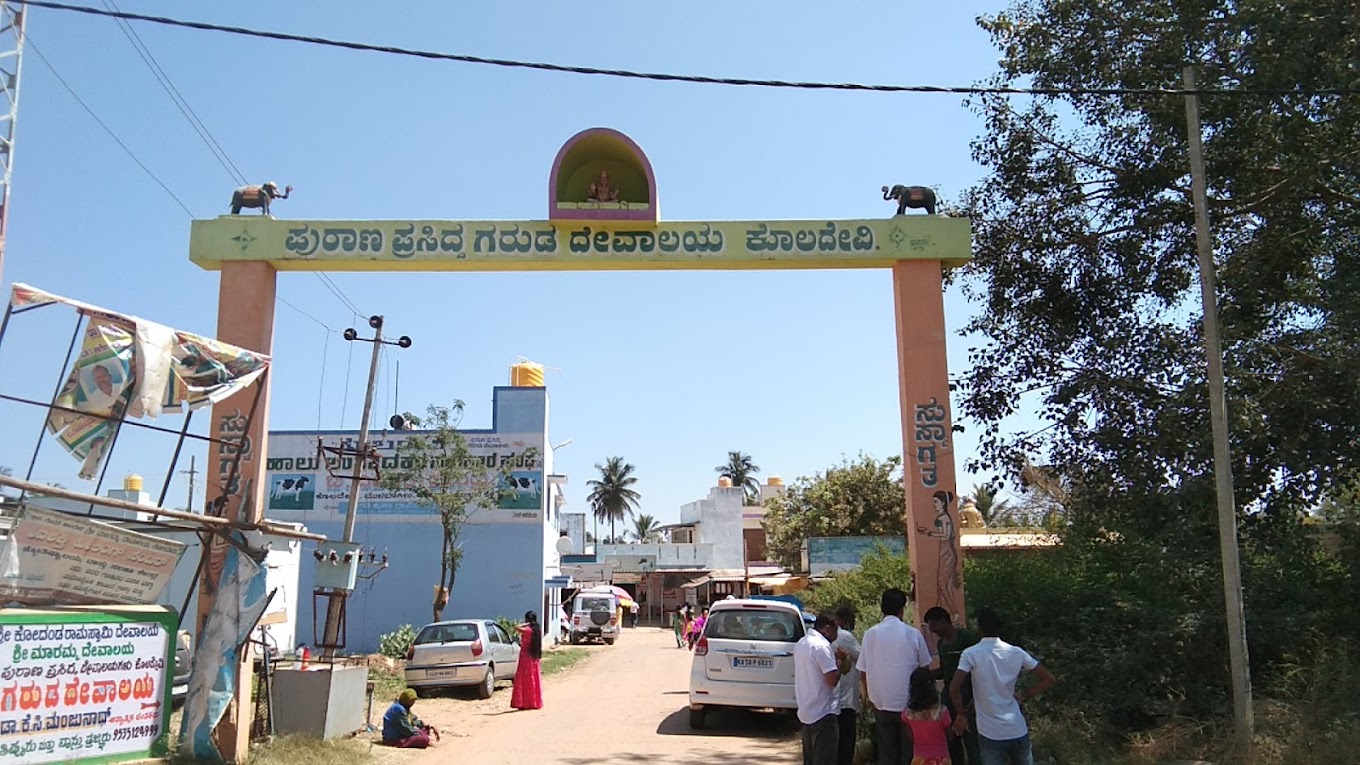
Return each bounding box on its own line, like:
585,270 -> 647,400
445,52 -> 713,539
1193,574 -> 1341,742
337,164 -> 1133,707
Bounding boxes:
370,625 -> 799,765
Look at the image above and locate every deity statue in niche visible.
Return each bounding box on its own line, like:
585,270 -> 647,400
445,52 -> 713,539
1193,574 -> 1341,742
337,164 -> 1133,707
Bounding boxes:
959,497 -> 986,528
587,169 -> 620,203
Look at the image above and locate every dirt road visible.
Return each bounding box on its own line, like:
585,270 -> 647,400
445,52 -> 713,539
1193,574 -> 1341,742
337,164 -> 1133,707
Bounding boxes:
372,625 -> 799,765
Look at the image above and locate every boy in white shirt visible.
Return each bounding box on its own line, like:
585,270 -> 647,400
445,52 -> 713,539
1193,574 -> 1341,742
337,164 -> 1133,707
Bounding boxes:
795,613 -> 845,765
949,607 -> 1056,765
855,588 -> 932,764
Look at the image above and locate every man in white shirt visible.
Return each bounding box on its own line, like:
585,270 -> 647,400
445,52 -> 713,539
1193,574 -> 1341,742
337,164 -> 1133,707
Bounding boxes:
832,605 -> 861,765
949,607 -> 1056,765
855,588 -> 932,765
794,613 -> 843,765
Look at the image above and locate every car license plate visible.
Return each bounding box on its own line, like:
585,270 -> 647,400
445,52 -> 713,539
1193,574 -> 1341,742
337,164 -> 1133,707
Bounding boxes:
733,656 -> 773,669
427,668 -> 462,679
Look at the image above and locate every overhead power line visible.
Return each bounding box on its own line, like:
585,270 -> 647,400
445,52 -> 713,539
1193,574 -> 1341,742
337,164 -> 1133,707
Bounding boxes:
100,0 -> 247,185
25,35 -> 194,216
95,0 -> 368,323
20,0 -> 1358,97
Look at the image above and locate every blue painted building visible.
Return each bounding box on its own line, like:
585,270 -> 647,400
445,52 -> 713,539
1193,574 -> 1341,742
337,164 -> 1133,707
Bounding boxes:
262,386 -> 566,652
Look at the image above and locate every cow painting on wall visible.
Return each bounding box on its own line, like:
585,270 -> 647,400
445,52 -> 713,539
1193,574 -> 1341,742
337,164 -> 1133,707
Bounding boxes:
268,473 -> 315,511
499,471 -> 543,511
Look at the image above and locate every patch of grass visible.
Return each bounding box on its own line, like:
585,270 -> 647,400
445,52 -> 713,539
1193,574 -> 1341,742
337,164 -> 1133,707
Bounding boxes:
369,664 -> 406,703
540,647 -> 588,676
246,734 -> 373,765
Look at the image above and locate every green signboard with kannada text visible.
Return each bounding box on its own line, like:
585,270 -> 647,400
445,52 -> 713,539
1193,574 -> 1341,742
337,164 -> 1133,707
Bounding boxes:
0,606 -> 177,764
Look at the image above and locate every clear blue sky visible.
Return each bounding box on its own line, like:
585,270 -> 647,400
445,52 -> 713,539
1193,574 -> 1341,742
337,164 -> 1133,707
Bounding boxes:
1,1 -> 1028,526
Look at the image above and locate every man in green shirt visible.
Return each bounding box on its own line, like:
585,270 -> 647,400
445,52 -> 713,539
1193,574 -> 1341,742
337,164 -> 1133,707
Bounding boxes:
925,607 -> 980,765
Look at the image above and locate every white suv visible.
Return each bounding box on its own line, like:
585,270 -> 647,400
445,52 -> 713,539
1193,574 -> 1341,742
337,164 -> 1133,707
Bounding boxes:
569,591 -> 621,645
687,599 -> 806,729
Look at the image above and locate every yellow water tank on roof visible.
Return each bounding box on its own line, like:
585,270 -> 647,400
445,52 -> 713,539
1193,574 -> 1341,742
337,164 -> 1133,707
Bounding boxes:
124,474 -> 143,492
717,477 -> 733,488
509,360 -> 545,387
767,476 -> 784,486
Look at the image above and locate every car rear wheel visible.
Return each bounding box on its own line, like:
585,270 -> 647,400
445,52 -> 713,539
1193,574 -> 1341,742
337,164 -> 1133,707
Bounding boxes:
689,706 -> 706,729
477,665 -> 495,699
604,637 -> 616,646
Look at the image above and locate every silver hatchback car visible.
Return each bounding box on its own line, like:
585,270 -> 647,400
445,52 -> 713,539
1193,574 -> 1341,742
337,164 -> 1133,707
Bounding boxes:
404,619 -> 521,699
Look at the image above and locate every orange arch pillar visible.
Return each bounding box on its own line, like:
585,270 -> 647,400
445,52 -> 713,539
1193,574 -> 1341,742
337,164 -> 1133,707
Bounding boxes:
893,259 -> 965,626
199,260 -> 277,762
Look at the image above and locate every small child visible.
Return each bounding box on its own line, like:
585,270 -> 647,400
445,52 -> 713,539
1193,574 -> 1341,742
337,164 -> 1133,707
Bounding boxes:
900,666 -> 952,765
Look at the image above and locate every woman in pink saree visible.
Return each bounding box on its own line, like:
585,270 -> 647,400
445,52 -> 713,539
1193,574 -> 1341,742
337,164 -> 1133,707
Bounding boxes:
510,611 -> 543,710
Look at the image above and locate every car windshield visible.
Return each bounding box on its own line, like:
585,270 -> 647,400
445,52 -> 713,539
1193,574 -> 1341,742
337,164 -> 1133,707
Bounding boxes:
704,608 -> 804,642
414,623 -> 479,645
577,597 -> 613,611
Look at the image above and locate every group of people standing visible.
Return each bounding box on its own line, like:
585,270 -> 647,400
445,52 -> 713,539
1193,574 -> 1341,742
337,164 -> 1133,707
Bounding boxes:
381,610 -> 547,749
672,603 -> 709,649
794,588 -> 1056,765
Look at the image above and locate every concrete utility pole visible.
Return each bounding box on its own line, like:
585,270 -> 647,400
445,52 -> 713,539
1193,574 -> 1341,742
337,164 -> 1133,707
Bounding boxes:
320,315 -> 411,657
1183,64 -> 1254,749
181,455 -> 197,512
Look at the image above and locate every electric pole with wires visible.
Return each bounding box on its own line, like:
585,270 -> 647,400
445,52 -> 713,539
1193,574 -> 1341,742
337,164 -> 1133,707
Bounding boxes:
318,315 -> 411,658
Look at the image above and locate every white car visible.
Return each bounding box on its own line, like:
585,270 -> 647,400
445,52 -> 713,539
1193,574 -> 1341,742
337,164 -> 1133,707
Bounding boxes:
687,598 -> 806,729
404,619 -> 520,699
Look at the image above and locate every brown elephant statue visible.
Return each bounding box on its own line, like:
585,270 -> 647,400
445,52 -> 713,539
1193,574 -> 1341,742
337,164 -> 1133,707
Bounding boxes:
230,182 -> 293,216
882,184 -> 937,216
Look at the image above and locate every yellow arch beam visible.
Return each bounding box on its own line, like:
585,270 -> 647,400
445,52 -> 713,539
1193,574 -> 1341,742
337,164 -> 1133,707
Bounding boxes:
190,216 -> 971,272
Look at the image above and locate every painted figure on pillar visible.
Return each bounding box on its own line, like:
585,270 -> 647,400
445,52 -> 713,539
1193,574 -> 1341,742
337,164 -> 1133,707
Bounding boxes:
882,184 -> 938,216
917,490 -> 962,623
586,170 -> 619,203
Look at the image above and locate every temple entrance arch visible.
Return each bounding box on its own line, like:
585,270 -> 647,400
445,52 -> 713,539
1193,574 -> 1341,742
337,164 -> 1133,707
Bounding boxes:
190,128 -> 971,752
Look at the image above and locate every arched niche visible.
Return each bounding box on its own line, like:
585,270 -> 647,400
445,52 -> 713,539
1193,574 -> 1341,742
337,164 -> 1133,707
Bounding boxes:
548,128 -> 659,225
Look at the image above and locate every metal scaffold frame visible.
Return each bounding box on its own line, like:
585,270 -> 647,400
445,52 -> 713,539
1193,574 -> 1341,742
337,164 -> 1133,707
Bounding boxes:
0,1 -> 24,284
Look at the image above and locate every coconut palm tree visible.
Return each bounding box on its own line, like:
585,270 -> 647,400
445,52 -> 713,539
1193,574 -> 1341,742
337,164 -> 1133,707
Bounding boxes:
715,451 -> 762,504
631,513 -> 661,543
587,457 -> 641,544
970,482 -> 1016,526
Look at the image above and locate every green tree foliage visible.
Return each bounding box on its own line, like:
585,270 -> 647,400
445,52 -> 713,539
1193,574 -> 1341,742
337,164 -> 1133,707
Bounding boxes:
969,482 -> 1016,526
380,403 -> 526,622
760,455 -> 905,571
715,451 -> 762,505
587,457 -> 640,544
947,4 -> 1360,752
958,1 -> 1360,523
631,513 -> 662,543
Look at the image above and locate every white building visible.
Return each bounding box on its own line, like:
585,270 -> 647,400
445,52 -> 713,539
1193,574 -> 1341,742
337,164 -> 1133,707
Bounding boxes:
597,479 -> 790,614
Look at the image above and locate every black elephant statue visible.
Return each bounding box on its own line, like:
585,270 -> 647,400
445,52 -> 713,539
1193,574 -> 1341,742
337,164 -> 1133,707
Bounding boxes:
230,182 -> 293,216
882,184 -> 937,216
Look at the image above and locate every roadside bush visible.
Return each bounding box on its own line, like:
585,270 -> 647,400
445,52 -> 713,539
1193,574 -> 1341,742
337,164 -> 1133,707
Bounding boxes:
494,615 -> 519,640
803,546 -> 913,626
963,504 -> 1360,761
377,624 -> 416,660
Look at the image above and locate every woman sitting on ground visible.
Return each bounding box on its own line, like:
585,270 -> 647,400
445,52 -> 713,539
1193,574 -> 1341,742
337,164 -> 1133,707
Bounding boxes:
382,688 -> 440,748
